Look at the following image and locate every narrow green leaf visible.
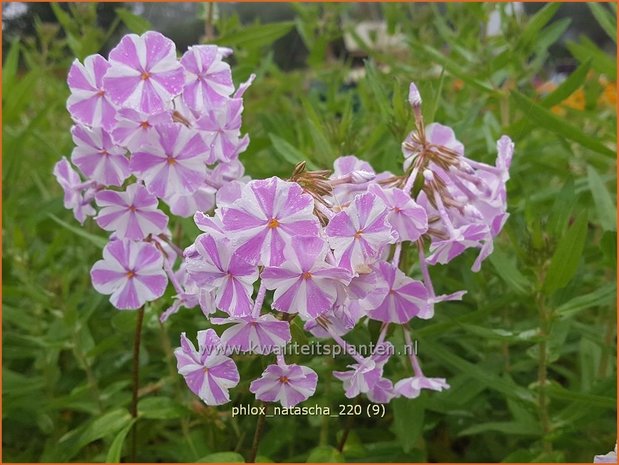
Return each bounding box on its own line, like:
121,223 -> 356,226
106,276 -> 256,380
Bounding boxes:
196,452 -> 245,463
556,283 -> 616,318
588,3 -> 617,43
567,38 -> 617,80
115,7 -> 153,34
511,91 -> 615,157
217,21 -> 294,49
105,419 -> 136,463
488,249 -> 530,295
587,166 -> 617,231
543,212 -> 589,294
392,397 -> 424,452
459,421 -> 541,436
138,397 -> 187,420
547,383 -> 616,408
542,61 -> 591,108
520,3 -> 560,47
268,133 -> 317,169
306,446 -> 344,463
2,40 -> 20,93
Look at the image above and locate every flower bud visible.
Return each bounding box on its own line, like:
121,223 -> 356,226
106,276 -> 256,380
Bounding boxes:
408,82 -> 422,107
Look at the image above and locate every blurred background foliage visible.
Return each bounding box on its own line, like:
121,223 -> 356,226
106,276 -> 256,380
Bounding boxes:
2,2 -> 617,463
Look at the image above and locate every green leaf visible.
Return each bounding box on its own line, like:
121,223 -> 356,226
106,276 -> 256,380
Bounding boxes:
488,249 -> 530,295
556,284 -> 616,319
459,421 -> 541,436
53,408 -> 132,461
115,7 -> 153,34
543,212 -> 589,294
196,452 -> 245,463
588,3 -> 617,43
268,133 -> 316,169
520,3 -> 560,48
48,214 -> 107,248
567,37 -> 617,80
217,21 -> 294,49
541,60 -> 591,108
306,446 -> 344,462
2,40 -> 20,94
547,383 -> 615,408
587,166 -> 617,231
105,419 -> 135,463
392,397 -> 424,452
138,397 -> 187,420
511,91 -> 615,158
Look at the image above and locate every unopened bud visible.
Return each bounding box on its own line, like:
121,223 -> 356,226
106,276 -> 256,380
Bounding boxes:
408,82 -> 422,107
423,169 -> 434,183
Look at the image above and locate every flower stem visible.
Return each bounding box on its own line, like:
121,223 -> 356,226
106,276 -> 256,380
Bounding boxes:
535,290 -> 552,453
247,402 -> 267,463
130,306 -> 145,462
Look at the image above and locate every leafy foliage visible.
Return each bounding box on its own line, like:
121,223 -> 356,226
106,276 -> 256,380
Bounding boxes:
3,3 -> 616,462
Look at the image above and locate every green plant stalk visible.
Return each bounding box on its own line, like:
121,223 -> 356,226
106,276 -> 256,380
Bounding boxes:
535,289 -> 552,453
130,306 -> 146,462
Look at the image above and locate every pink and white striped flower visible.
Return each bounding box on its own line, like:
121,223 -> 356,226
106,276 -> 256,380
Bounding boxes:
67,54 -> 117,130
104,32 -> 184,114
221,177 -> 320,266
53,157 -> 96,224
174,329 -> 240,406
130,124 -> 210,198
333,342 -> 393,398
261,236 -> 352,320
250,362 -> 318,408
180,45 -> 234,111
111,108 -> 171,151
71,124 -> 130,186
184,234 -> 258,316
95,183 -> 168,240
367,261 -> 428,324
367,184 -> 428,242
212,314 -> 291,354
325,192 -> 395,272
90,239 -> 167,310
196,97 -> 247,162
393,376 -> 449,399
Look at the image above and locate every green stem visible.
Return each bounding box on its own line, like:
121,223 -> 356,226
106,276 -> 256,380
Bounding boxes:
535,290 -> 552,453
130,306 -> 145,462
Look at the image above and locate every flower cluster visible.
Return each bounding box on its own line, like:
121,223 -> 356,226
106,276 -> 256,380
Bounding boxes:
54,31 -> 513,409
54,31 -> 252,310
172,84 -> 513,406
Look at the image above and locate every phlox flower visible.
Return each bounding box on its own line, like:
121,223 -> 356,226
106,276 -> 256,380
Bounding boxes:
594,445 -> 617,463
165,185 -> 216,218
250,362 -> 318,408
211,314 -> 291,354
174,329 -> 240,406
333,342 -> 393,398
180,45 -> 234,111
367,377 -> 395,404
196,97 -> 248,162
67,54 -> 117,130
367,184 -> 428,242
95,183 -> 168,240
104,31 -> 184,114
184,234 -> 258,316
261,236 -> 352,320
325,192 -> 395,272
90,239 -> 167,310
131,124 -> 210,198
111,108 -> 171,151
53,157 -> 96,224
426,223 -> 490,266
393,376 -> 449,399
402,122 -> 464,162
71,124 -> 130,186
221,177 -> 320,266
368,261 -> 428,324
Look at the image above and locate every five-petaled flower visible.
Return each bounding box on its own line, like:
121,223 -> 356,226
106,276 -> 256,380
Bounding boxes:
90,239 -> 168,310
